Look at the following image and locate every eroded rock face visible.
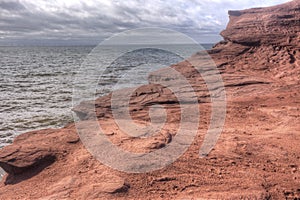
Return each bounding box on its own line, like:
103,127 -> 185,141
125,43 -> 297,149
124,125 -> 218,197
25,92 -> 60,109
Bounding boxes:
0,128 -> 79,181
221,0 -> 300,47
210,0 -> 300,85
0,1 -> 300,199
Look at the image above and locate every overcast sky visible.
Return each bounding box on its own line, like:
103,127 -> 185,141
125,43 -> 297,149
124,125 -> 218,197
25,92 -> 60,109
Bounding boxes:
0,0 -> 291,46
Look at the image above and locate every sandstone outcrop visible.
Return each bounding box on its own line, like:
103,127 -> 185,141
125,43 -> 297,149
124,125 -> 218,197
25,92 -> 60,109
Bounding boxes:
221,0 -> 300,47
0,0 -> 299,199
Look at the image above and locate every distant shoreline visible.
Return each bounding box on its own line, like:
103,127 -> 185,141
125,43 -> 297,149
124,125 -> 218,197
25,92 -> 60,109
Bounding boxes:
0,43 -> 214,48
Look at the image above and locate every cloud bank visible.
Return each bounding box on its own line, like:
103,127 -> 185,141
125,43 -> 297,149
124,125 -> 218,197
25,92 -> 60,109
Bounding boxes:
0,0 -> 291,45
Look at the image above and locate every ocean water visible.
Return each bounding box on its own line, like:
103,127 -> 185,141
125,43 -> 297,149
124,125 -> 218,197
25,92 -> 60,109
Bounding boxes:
0,44 -> 213,148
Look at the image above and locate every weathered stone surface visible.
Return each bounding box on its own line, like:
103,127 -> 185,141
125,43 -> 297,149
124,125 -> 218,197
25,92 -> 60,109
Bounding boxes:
221,0 -> 300,47
0,128 -> 79,175
0,1 -> 300,199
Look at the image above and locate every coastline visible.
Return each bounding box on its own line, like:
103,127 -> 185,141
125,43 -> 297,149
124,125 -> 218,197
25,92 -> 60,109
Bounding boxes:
0,0 -> 299,199
0,44 -> 213,149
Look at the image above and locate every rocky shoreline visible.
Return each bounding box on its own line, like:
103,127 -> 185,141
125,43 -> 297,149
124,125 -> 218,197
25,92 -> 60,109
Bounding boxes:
0,0 -> 299,199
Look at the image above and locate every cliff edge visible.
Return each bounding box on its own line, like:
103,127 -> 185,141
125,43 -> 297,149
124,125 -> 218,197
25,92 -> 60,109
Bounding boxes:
0,1 -> 299,199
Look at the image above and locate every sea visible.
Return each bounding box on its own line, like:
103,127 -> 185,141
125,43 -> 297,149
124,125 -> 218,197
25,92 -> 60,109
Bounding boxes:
0,44 -> 213,148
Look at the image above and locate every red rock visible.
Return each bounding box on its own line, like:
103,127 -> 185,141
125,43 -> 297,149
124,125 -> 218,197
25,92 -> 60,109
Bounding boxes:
0,1 -> 300,199
0,128 -> 79,176
221,0 -> 300,47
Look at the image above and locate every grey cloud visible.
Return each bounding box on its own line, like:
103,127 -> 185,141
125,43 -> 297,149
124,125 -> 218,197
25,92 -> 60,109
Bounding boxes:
0,0 -> 291,45
0,0 -> 25,11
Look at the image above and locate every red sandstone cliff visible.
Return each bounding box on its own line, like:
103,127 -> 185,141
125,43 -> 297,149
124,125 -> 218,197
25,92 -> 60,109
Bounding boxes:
0,1 -> 299,199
